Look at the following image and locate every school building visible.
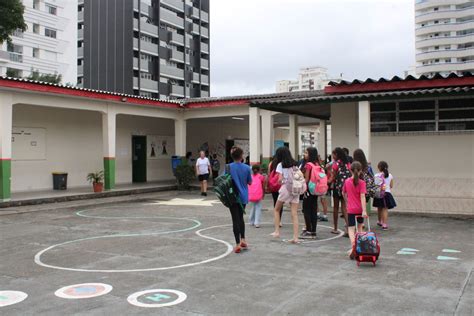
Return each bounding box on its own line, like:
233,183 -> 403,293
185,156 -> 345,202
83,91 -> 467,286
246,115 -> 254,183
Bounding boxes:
0,73 -> 473,215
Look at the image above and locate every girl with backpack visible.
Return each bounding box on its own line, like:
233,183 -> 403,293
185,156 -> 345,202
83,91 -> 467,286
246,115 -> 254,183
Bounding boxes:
267,148 -> 285,225
373,161 -> 396,230
248,165 -> 266,228
353,149 -> 376,206
270,147 -> 304,244
227,147 -> 252,253
300,147 -> 325,239
328,147 -> 351,236
342,161 -> 367,259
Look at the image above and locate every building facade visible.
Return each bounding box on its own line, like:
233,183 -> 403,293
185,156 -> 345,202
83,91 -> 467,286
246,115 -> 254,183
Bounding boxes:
415,0 -> 474,76
276,67 -> 342,93
77,0 -> 210,100
0,0 -> 77,84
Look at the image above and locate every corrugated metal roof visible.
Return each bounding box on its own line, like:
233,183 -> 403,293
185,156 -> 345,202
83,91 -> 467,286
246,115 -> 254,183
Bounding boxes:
185,89 -> 325,103
251,86 -> 474,105
328,72 -> 474,86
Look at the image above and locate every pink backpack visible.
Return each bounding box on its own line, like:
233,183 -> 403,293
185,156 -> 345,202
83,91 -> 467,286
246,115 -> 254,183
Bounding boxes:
307,163 -> 328,196
268,169 -> 281,192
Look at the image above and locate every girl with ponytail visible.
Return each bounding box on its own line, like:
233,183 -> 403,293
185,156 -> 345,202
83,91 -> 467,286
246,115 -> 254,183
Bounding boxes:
342,161 -> 367,259
372,161 -> 397,230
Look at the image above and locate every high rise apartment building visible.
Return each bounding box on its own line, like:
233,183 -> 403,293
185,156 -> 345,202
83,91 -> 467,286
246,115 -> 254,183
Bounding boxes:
77,0 -> 210,100
415,0 -> 474,76
0,0 -> 77,84
276,66 -> 342,93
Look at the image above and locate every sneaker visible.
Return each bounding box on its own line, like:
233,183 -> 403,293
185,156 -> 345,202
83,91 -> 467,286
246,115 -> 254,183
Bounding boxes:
203,192 -> 207,197
201,192 -> 205,196
320,215 -> 329,222
311,232 -> 317,239
255,225 -> 260,228
234,245 -> 242,253
377,221 -> 382,227
300,231 -> 312,239
240,241 -> 248,249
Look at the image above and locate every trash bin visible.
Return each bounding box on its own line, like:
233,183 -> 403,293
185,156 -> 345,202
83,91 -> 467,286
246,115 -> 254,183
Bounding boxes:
52,172 -> 68,190
171,156 -> 182,175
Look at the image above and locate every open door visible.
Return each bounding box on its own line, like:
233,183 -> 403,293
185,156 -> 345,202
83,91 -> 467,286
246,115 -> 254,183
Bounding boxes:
132,136 -> 147,183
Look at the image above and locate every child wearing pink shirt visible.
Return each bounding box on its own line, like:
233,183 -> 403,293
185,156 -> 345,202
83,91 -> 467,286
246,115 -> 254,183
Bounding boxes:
248,165 -> 266,228
343,161 -> 367,259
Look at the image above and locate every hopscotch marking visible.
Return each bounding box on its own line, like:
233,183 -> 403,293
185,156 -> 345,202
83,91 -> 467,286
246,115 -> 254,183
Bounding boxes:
442,249 -> 461,253
55,283 -> 113,299
127,289 -> 187,308
437,256 -> 459,261
397,248 -> 419,255
0,291 -> 28,307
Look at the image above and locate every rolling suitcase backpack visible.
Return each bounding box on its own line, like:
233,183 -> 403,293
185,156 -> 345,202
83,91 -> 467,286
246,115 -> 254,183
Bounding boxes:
353,216 -> 380,266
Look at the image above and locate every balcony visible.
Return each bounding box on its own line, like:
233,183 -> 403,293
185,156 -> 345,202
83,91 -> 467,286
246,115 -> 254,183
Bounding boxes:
161,0 -> 184,12
416,21 -> 474,37
78,10 -> 84,21
170,84 -> 184,96
201,58 -> 209,69
201,42 -> 209,53
201,74 -> 209,85
140,78 -> 159,92
133,38 -> 159,55
133,19 -> 159,36
133,0 -> 152,15
0,50 -> 9,61
170,31 -> 184,45
417,61 -> 474,74
201,90 -> 209,97
192,23 -> 200,35
416,48 -> 474,61
8,52 -> 23,63
161,64 -> 184,79
170,50 -> 184,62
78,65 -> 83,75
201,26 -> 209,38
192,72 -> 199,82
160,7 -> 184,28
201,11 -> 209,22
192,7 -> 199,18
78,28 -> 83,40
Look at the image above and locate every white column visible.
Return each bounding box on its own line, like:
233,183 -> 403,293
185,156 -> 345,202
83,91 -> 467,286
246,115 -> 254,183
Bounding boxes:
174,118 -> 187,157
358,100 -> 371,161
319,119 -> 327,159
102,108 -> 116,190
261,110 -> 274,162
249,107 -> 261,164
288,114 -> 298,157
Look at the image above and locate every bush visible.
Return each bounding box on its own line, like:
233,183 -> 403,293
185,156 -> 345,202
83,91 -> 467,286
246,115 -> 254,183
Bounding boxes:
175,163 -> 195,190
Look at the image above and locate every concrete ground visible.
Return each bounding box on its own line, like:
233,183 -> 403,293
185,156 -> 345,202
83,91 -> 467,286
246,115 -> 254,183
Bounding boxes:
0,191 -> 472,315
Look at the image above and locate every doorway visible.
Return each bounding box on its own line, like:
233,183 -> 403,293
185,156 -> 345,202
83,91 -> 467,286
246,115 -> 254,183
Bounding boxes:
132,135 -> 147,183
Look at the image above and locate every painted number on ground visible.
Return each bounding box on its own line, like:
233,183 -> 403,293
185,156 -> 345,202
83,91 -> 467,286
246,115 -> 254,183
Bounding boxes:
128,289 -> 187,308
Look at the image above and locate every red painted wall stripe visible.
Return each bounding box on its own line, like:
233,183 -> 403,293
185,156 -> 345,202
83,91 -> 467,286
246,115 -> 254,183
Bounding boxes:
0,79 -> 181,109
0,158 -> 11,161
324,77 -> 474,94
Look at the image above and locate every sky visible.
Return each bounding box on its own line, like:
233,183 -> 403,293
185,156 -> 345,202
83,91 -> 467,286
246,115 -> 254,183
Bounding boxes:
209,0 -> 415,97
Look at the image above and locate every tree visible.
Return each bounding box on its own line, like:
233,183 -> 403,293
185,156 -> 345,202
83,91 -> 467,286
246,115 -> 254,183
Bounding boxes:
0,0 -> 27,44
27,69 -> 62,84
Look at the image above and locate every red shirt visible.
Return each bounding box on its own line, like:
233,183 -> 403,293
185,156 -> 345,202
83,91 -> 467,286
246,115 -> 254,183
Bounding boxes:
343,178 -> 366,215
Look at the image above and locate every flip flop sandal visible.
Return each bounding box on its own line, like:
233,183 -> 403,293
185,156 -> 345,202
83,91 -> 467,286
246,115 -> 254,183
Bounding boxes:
331,230 -> 340,234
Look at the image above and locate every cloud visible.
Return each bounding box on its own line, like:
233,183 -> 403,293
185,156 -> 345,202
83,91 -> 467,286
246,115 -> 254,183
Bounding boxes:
209,0 -> 415,96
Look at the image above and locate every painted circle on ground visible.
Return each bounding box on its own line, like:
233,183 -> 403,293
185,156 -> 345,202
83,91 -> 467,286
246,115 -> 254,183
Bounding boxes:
127,289 -> 187,308
35,224 -> 233,273
0,291 -> 28,307
54,283 -> 113,299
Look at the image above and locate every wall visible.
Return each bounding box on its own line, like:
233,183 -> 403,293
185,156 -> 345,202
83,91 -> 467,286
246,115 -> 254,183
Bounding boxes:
116,115 -> 175,183
11,105 -> 176,192
330,102 -> 358,152
12,105 -> 103,191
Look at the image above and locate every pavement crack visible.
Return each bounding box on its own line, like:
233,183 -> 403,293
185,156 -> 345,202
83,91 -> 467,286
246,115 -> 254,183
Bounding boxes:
453,266 -> 473,316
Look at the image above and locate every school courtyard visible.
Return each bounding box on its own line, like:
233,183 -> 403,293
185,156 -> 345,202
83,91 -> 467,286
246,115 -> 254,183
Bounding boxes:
0,191 -> 472,315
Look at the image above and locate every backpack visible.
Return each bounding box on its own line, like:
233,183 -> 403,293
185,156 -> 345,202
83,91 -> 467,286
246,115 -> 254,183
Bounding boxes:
335,162 -> 351,192
212,159 -> 220,172
285,166 -> 307,196
268,169 -> 281,192
307,162 -> 328,196
214,165 -> 242,210
373,174 -> 386,199
363,171 -> 377,199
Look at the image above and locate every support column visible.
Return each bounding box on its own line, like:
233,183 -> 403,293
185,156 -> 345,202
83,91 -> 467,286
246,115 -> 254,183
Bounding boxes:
0,94 -> 13,201
288,114 -> 298,157
358,101 -> 371,161
319,119 -> 327,160
261,110 -> 274,167
249,107 -> 261,165
102,110 -> 116,190
174,118 -> 187,157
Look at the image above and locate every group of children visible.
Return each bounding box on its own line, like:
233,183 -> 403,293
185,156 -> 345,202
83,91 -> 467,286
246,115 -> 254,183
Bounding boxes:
222,145 -> 397,256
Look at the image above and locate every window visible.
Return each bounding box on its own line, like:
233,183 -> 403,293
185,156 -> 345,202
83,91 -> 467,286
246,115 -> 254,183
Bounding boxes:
33,0 -> 40,9
371,99 -> 474,133
6,68 -> 22,78
45,28 -> 56,38
7,43 -> 22,54
33,23 -> 40,34
33,48 -> 40,58
46,5 -> 57,15
445,58 -> 451,63
434,46 -> 439,50
12,29 -> 23,38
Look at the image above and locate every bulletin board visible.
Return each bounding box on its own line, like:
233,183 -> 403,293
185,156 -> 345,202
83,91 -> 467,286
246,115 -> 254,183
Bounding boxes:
147,135 -> 175,159
12,127 -> 47,161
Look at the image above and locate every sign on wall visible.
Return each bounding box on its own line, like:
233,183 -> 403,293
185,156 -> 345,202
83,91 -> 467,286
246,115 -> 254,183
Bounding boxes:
147,135 -> 175,159
12,127 -> 46,161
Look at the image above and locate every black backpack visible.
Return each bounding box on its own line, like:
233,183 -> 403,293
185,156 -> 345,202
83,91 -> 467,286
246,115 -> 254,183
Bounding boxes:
335,162 -> 351,192
214,165 -> 243,210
